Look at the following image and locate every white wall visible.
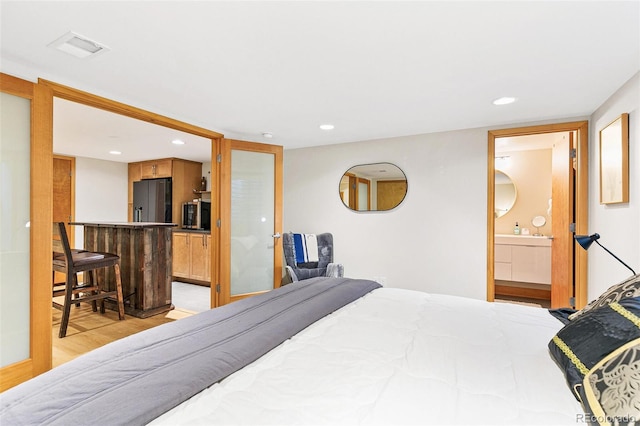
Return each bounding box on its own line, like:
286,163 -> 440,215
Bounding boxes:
284,127 -> 490,299
67,73 -> 639,302
74,157 -> 128,248
284,74 -> 638,303
588,72 -> 639,299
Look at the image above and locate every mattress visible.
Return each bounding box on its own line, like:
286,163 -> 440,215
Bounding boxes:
151,288 -> 582,425
0,277 -> 379,425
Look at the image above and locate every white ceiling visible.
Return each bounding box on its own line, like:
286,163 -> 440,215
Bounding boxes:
1,1 -> 639,163
53,97 -> 213,163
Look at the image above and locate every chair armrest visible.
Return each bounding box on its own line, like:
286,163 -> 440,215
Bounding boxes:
325,263 -> 344,278
285,265 -> 299,282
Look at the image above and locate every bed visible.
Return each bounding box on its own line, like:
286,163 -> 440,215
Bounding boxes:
4,275 -> 638,425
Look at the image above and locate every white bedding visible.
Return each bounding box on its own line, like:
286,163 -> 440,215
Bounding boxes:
151,288 -> 582,425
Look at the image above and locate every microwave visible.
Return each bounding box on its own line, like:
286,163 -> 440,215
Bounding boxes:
182,200 -> 211,230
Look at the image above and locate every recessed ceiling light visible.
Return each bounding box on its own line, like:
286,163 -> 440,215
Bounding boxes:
109,150 -> 121,155
48,31 -> 110,59
492,97 -> 517,106
319,124 -> 335,131
171,139 -> 185,145
262,132 -> 273,138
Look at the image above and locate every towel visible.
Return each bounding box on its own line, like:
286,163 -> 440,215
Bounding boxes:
292,233 -> 319,264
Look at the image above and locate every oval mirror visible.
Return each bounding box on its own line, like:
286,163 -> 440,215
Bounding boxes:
339,162 -> 407,212
495,170 -> 516,218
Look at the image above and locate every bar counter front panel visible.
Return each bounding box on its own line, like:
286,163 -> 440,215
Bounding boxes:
71,222 -> 176,318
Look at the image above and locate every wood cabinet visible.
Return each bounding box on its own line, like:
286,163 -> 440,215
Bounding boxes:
128,158 -> 202,224
172,232 -> 191,278
173,231 -> 211,284
140,159 -> 172,179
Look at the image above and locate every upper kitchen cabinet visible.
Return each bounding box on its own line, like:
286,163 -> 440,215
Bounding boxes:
128,158 -> 203,223
140,159 -> 172,179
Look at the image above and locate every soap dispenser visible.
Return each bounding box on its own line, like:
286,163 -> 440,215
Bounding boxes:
514,222 -> 520,235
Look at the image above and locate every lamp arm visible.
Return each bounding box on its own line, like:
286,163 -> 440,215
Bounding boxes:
594,240 -> 637,275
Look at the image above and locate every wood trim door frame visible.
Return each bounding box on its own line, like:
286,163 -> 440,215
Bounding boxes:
52,155 -> 76,245
0,73 -> 53,390
487,121 -> 589,309
52,155 -> 76,285
37,80 -> 225,312
219,138 -> 283,306
2,75 -> 225,389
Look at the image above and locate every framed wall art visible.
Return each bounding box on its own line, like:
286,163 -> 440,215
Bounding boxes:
599,113 -> 629,204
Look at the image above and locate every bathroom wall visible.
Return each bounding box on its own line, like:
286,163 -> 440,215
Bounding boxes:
494,148 -> 552,236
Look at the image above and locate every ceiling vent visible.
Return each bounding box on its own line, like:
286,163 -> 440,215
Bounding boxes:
48,31 -> 110,59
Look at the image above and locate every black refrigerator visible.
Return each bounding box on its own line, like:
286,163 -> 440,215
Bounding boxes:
133,178 -> 172,223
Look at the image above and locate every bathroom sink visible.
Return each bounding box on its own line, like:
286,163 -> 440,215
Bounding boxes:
495,234 -> 552,246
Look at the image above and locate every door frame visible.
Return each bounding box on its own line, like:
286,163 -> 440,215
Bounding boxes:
52,155 -> 76,285
2,75 -> 225,389
38,79 -> 224,312
487,121 -> 589,308
52,155 -> 76,246
219,138 -> 283,306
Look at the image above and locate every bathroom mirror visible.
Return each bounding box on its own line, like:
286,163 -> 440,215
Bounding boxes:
531,215 -> 546,236
339,162 -> 407,212
495,170 -> 516,218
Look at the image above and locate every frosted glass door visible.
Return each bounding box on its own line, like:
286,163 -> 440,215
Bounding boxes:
0,92 -> 31,367
230,150 -> 275,296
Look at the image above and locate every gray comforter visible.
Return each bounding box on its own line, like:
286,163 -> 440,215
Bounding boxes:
0,277 -> 381,425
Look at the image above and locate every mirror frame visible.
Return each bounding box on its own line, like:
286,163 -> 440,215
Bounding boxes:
339,162 -> 407,212
494,169 -> 517,218
599,113 -> 629,204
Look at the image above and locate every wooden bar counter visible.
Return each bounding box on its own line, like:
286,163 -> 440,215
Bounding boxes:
71,222 -> 176,318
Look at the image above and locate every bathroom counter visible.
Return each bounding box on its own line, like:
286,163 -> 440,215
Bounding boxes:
495,234 -> 552,247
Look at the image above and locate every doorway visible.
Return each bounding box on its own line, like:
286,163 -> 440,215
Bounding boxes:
219,138 -> 283,305
52,97 -> 215,320
47,81 -> 284,308
493,133 -> 569,308
34,79 -> 222,371
487,121 -> 589,309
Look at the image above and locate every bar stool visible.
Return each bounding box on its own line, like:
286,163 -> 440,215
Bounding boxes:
52,222 -> 125,338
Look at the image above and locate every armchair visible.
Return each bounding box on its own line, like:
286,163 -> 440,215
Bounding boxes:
282,232 -> 344,283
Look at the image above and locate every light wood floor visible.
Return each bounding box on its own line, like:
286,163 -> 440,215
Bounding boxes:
52,304 -> 195,368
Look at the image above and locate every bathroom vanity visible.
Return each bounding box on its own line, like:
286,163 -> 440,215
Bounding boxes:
494,234 -> 551,301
